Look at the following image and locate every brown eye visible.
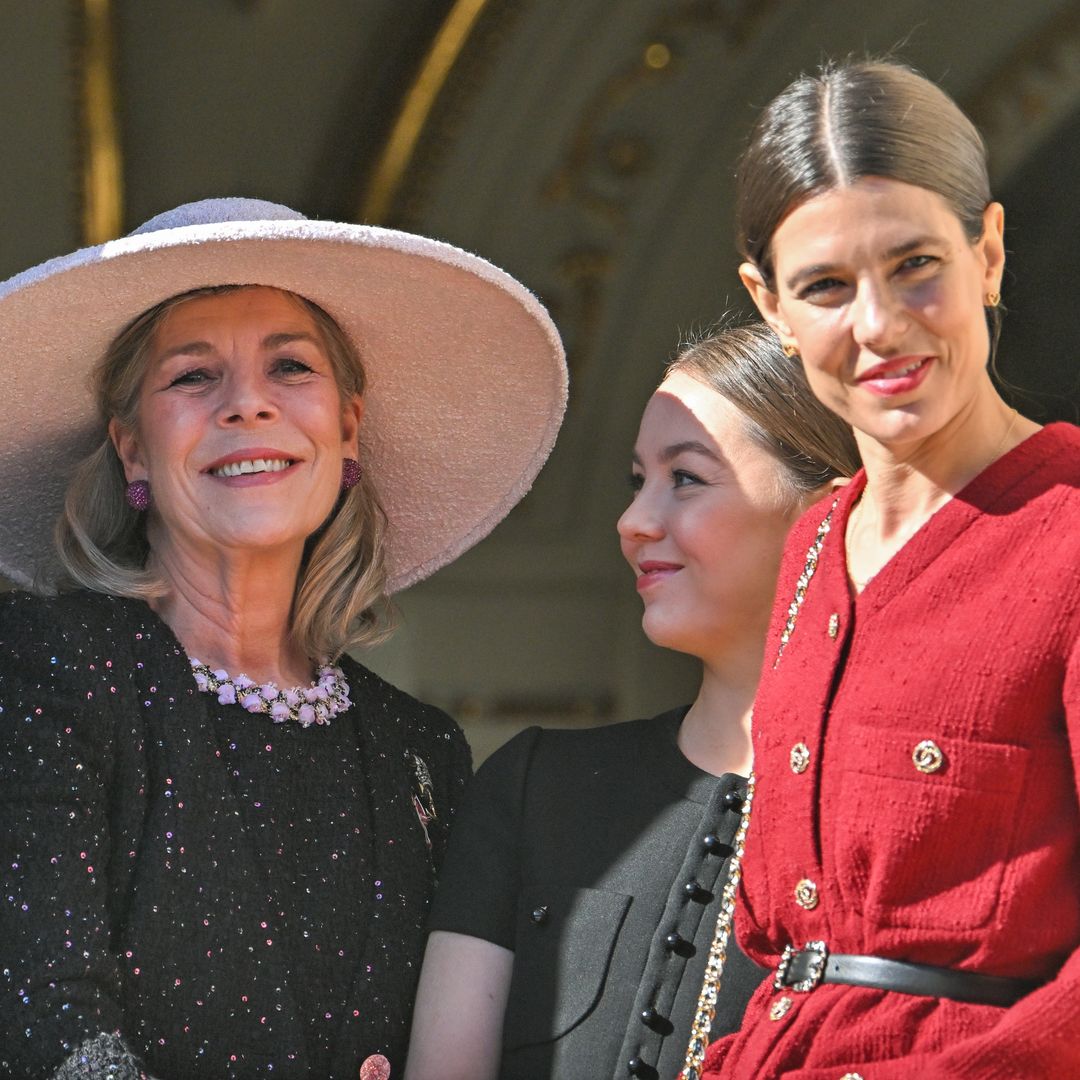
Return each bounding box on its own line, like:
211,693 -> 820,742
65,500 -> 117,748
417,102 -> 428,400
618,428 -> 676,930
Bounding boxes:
799,277 -> 845,299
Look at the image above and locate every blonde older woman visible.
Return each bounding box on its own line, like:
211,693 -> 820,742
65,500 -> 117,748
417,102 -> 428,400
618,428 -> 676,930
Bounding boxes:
0,199 -> 566,1080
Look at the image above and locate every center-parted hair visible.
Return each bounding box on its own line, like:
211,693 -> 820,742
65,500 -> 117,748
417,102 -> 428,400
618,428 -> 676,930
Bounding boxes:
734,58 -> 1001,351
666,322 -> 861,496
735,59 -> 992,284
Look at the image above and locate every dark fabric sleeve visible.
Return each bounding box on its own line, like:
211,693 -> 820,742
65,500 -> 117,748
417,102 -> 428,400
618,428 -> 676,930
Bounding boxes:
0,594 -> 150,1079
426,726 -> 541,950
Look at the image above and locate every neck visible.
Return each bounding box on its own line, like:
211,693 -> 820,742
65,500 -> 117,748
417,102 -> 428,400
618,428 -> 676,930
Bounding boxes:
676,643 -> 760,778
848,387 -> 1038,588
146,533 -> 311,686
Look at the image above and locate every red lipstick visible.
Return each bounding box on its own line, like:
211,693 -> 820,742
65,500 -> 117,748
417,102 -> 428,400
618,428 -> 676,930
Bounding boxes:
856,356 -> 933,397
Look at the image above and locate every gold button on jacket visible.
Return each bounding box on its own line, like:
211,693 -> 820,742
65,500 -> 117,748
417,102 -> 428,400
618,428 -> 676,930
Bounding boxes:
790,743 -> 810,774
912,739 -> 945,773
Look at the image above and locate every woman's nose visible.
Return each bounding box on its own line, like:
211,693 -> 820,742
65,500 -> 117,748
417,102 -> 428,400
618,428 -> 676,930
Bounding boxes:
617,490 -> 664,541
218,373 -> 278,425
851,279 -> 906,351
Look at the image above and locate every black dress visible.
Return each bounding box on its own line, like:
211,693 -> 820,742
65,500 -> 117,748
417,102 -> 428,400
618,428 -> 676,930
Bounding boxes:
0,590 -> 471,1079
428,709 -> 766,1080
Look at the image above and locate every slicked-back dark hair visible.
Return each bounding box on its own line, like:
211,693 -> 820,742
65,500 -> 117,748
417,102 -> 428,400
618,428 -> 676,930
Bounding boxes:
735,59 -> 1001,351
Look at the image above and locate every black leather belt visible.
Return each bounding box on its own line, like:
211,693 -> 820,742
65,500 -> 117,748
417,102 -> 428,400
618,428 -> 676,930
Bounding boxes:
774,941 -> 1039,1007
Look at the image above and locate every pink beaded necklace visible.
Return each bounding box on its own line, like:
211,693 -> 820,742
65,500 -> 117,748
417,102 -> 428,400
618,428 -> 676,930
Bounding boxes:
189,657 -> 351,727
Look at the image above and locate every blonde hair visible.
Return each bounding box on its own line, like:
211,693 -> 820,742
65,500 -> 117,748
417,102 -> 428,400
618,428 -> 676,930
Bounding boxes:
55,285 -> 391,659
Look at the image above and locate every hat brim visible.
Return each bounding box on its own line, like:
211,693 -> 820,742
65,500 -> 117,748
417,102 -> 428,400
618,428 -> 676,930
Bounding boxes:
0,219 -> 567,593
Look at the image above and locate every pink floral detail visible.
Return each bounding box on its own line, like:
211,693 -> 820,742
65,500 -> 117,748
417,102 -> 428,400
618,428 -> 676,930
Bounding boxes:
187,658 -> 350,727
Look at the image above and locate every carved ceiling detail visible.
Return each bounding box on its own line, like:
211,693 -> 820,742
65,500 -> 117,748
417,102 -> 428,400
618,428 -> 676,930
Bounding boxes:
537,1 -> 779,377
966,5 -> 1080,186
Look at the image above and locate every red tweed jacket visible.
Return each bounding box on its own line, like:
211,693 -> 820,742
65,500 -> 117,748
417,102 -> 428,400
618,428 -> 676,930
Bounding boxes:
705,423 -> 1080,1079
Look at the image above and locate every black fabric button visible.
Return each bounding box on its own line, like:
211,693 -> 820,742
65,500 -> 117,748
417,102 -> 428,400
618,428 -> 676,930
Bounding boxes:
683,880 -> 713,904
627,1058 -> 658,1079
640,1007 -> 674,1035
723,789 -> 744,811
703,833 -> 732,858
530,905 -> 549,925
664,931 -> 694,957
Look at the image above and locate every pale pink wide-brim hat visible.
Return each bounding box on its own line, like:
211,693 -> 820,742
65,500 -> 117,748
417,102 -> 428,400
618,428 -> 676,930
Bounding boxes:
0,198 -> 567,593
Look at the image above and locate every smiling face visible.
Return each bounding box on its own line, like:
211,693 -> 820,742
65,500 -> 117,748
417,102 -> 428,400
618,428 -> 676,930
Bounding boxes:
110,286 -> 362,561
616,369 -> 801,662
741,176 -> 1005,451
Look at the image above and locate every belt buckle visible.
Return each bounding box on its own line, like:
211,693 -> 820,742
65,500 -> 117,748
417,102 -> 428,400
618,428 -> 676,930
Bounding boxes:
774,940 -> 829,993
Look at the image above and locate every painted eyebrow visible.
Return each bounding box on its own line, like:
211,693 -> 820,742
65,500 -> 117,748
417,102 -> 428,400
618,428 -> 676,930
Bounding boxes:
157,331 -> 322,363
784,235 -> 947,292
631,440 -> 723,466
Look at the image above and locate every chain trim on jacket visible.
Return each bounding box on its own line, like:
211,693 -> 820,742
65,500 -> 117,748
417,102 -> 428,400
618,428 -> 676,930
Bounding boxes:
678,499 -> 837,1080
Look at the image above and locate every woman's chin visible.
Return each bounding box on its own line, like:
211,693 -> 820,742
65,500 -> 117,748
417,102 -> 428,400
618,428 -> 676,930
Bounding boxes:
640,611 -> 694,656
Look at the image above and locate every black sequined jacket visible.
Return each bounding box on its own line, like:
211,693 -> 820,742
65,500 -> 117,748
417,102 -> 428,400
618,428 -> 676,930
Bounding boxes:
0,590 -> 471,1079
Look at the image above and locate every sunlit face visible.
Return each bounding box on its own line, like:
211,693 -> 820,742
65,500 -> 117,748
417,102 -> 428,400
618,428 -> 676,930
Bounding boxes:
111,286 -> 362,560
616,370 -> 800,662
742,177 -> 1005,449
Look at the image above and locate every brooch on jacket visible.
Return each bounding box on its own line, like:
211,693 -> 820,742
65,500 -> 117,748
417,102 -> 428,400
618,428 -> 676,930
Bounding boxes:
406,750 -> 437,849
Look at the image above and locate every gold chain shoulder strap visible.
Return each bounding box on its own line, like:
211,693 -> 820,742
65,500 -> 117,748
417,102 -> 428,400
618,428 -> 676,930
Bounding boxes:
678,501 -> 836,1080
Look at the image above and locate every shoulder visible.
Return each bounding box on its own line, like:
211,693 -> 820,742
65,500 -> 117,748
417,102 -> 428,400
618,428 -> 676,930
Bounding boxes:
1039,420 -> 1080,459
338,654 -> 462,742
473,708 -> 686,791
998,422 -> 1080,493
786,482 -> 850,555
517,708 -> 685,762
337,655 -> 471,801
0,589 -> 148,657
970,424 -> 1080,550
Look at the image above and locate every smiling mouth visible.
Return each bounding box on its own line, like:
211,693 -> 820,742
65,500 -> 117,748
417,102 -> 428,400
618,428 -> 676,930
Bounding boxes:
859,357 -> 930,381
210,458 -> 295,478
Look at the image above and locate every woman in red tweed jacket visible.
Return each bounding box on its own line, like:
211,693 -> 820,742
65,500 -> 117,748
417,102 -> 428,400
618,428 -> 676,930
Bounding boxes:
696,59 -> 1080,1079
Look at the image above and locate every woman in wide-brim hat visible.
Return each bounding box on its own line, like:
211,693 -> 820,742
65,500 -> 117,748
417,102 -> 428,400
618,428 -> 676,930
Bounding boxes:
0,198 -> 566,1080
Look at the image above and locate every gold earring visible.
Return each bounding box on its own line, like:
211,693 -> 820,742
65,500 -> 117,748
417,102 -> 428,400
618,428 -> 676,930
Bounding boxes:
782,343 -> 799,358
985,291 -> 1001,308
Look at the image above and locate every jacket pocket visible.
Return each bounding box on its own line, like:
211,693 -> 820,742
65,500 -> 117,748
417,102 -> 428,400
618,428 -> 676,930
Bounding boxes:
502,883 -> 631,1050
834,724 -> 1030,932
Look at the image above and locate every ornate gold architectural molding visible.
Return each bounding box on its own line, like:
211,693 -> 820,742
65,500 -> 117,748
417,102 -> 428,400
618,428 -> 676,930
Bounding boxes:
362,0 -> 495,224
77,0 -> 124,244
